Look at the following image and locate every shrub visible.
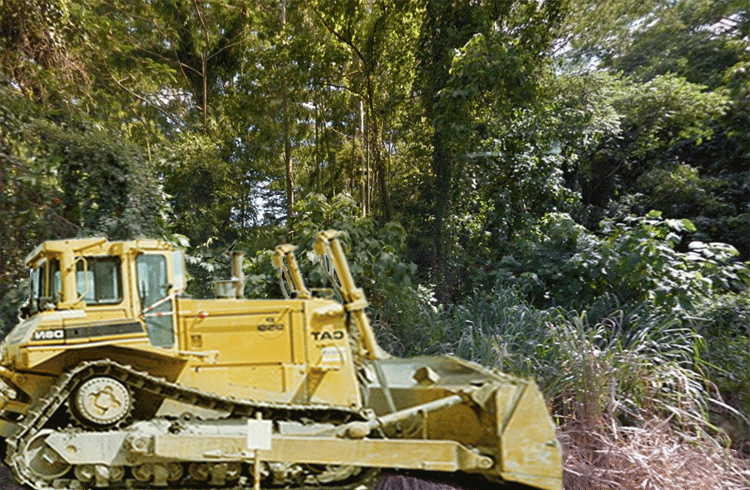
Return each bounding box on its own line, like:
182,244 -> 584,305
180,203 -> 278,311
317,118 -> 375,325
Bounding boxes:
696,293 -> 750,454
495,211 -> 750,311
398,285 -> 721,429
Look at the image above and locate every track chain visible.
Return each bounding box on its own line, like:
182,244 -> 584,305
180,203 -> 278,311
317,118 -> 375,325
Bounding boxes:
5,359 -> 369,490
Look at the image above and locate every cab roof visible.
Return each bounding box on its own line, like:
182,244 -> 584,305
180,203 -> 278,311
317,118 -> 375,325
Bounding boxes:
25,238 -> 173,266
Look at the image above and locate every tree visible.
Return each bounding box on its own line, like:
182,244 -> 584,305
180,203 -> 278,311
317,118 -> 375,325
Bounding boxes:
306,0 -> 422,221
556,0 -> 750,256
415,0 -> 568,299
0,0 -> 88,104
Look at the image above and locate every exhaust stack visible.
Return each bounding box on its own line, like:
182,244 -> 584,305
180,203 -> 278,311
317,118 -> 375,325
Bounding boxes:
216,250 -> 245,299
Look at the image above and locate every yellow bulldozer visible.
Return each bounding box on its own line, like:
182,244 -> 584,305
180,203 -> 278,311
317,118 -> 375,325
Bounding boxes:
0,231 -> 561,490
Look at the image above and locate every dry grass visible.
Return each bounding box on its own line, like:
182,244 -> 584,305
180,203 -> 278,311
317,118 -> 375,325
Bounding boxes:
560,419 -> 750,490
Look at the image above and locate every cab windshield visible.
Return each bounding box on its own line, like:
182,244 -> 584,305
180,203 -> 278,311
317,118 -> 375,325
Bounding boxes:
28,258 -> 61,314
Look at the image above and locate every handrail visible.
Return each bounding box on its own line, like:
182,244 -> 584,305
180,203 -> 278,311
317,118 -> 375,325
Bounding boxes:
69,256 -> 89,306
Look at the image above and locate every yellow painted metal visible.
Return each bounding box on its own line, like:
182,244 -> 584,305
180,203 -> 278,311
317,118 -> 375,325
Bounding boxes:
172,296 -> 361,407
153,434 -> 492,473
313,230 -> 389,361
273,244 -> 312,299
497,381 -> 562,490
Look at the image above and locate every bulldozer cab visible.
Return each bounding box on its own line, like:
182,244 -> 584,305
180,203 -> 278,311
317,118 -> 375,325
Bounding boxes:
14,238 -> 185,350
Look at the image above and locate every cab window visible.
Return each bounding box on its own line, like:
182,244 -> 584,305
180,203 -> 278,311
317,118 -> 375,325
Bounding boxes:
136,254 -> 175,348
50,259 -> 61,303
76,257 -> 122,305
172,250 -> 186,293
28,258 -> 60,313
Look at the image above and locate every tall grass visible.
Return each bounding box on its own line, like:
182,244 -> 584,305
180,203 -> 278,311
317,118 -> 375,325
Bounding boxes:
377,282 -> 750,488
397,284 -> 712,431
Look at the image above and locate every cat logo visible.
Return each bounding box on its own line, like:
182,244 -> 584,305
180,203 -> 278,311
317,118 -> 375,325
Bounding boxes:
311,330 -> 345,341
33,329 -> 65,341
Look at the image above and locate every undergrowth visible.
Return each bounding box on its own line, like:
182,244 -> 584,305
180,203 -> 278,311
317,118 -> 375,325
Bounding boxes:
376,282 -> 750,489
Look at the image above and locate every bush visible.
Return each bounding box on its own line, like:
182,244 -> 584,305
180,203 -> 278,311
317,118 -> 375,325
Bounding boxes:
383,275 -> 750,488
495,211 -> 750,311
399,282 -> 714,433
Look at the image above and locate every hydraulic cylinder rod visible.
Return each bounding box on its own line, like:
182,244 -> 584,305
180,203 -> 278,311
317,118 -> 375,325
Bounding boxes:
273,244 -> 312,299
314,231 -> 388,360
342,394 -> 465,438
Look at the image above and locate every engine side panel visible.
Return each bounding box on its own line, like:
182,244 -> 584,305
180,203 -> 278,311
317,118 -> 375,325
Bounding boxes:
174,298 -> 361,409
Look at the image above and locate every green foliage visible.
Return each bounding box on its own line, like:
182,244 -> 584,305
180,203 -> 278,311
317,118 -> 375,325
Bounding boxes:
75,0 -> 255,135
552,71 -> 731,208
410,284 -> 556,367
242,194 -> 417,308
496,212 -> 749,311
33,120 -> 165,239
638,165 -> 714,216
308,0 -> 423,219
0,0 -> 84,103
602,0 -> 748,88
414,0 -> 569,300
0,84 -> 64,263
598,212 -> 747,309
545,309 -> 711,433
613,74 -> 727,159
159,134 -> 245,247
696,293 -> 750,449
556,0 -> 750,262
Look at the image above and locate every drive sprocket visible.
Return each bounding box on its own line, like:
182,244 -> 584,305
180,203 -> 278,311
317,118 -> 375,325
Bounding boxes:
68,376 -> 133,428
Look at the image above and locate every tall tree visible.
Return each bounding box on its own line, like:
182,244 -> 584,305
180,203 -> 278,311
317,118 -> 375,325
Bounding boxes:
0,0 -> 87,103
415,0 -> 568,299
310,0 -> 422,221
72,0 -> 278,245
280,0 -> 295,220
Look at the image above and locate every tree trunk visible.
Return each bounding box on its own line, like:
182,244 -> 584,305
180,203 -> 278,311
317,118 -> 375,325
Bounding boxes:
281,0 -> 294,220
358,98 -> 367,216
432,124 -> 451,303
367,81 -> 391,223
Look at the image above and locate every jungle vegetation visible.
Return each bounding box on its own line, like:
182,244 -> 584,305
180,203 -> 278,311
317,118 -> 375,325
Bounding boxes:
1,1 -> 749,487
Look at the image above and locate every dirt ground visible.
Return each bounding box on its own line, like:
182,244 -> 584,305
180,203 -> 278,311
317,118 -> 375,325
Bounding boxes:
0,466 -> 23,490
